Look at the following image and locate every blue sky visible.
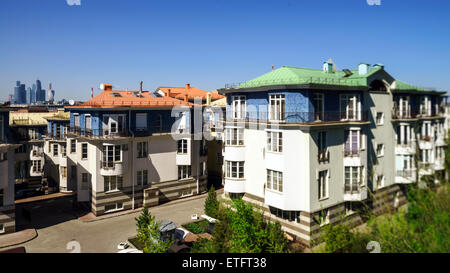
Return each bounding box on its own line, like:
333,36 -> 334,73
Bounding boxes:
1,0 -> 449,101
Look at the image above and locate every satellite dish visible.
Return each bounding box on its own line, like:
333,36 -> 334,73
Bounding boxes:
69,99 -> 75,105
100,83 -> 105,90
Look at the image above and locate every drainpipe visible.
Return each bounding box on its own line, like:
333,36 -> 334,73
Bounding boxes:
129,109 -> 135,210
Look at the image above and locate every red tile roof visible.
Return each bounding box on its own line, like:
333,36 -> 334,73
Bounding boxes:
157,84 -> 224,102
67,88 -> 193,109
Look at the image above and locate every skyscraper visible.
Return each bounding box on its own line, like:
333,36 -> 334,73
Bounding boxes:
48,83 -> 55,102
31,83 -> 36,104
13,81 -> 26,104
35,79 -> 45,102
26,87 -> 32,104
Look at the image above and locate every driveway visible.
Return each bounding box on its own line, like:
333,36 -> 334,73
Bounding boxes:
14,196 -> 206,253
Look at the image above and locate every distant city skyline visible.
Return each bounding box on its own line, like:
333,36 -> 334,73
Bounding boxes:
1,0 -> 450,102
9,79 -> 56,104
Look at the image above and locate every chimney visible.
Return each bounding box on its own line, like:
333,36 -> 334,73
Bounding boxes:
103,84 -> 113,91
167,88 -> 171,97
139,81 -> 143,95
358,63 -> 370,75
184,93 -> 189,103
272,65 -> 274,71
91,88 -> 94,99
206,93 -> 212,105
185,83 -> 190,89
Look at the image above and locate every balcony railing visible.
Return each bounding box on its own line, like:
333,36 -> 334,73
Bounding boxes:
225,111 -> 368,124
134,126 -> 172,137
391,108 -> 419,119
396,169 -> 415,178
70,127 -> 129,138
344,183 -> 362,193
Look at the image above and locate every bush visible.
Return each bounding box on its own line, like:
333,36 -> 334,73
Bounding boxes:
204,186 -> 219,218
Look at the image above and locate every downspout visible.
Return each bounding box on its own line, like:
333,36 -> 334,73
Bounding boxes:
129,109 -> 135,210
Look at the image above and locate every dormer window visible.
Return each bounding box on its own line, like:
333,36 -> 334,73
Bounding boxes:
110,92 -> 122,97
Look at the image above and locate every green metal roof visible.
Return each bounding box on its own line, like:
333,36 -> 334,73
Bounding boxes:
234,65 -> 383,89
393,80 -> 433,92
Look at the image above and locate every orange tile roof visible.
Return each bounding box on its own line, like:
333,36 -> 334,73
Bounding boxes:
67,89 -> 193,109
157,85 -> 225,102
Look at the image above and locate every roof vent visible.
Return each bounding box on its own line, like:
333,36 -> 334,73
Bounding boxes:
373,63 -> 384,69
358,63 -> 370,75
343,69 -> 353,77
185,83 -> 190,89
323,61 -> 333,73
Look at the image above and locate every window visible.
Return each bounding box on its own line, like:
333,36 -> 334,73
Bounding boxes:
318,131 -> 327,152
231,95 -> 246,119
396,124 -> 412,145
74,114 -> 80,128
104,176 -> 123,192
376,175 -> 384,189
103,115 -> 125,135
61,145 -> 66,157
345,166 -> 362,192
267,131 -> 282,152
81,143 -> 88,159
0,223 -> 4,233
0,189 -> 4,207
137,170 -> 148,186
0,152 -> 7,161
345,202 -> 355,215
313,93 -> 324,121
376,112 -> 384,125
201,161 -> 207,176
81,173 -> 89,190
318,209 -> 329,225
53,144 -> 58,156
137,141 -> 148,158
269,94 -> 285,121
136,113 -> 147,131
224,161 -> 244,179
102,145 -> 121,168
340,94 -> 360,120
266,169 -> 283,192
376,143 -> 384,157
178,165 -> 191,180
344,130 -> 360,156
70,139 -> 76,153
105,202 -> 123,213
61,166 -> 67,178
16,145 -> 26,154
32,160 -> 42,173
224,127 -> 244,146
318,170 -> 328,199
155,114 -> 163,132
177,139 -> 188,154
269,207 -> 300,223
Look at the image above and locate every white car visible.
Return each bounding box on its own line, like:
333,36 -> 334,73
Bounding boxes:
117,242 -> 129,250
117,248 -> 143,253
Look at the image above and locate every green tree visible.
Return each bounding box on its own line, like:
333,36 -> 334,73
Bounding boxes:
135,207 -> 173,253
204,186 -> 219,218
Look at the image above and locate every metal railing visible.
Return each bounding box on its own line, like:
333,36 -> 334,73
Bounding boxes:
344,183 -> 362,193
224,111 -> 368,124
70,127 -> 129,138
396,169 -> 415,178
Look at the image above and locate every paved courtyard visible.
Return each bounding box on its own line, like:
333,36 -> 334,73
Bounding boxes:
12,196 -> 206,253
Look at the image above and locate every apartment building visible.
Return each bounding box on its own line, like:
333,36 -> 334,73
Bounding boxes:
65,84 -> 208,216
0,106 -> 19,235
218,62 -> 447,246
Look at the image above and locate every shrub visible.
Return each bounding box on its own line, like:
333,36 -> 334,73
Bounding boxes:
204,186 -> 219,218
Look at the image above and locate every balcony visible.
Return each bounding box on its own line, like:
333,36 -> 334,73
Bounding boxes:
343,183 -> 367,201
30,150 -> 44,159
391,108 -> 418,120
395,142 -> 416,155
100,160 -> 126,176
395,169 -> 416,184
224,178 -> 245,193
70,127 -> 129,138
134,126 -> 172,137
225,111 -> 368,125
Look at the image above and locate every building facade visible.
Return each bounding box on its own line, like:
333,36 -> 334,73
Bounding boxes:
64,84 -> 209,216
218,62 -> 447,246
0,106 -> 19,235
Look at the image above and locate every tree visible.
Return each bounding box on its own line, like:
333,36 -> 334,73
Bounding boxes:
135,206 -> 173,253
204,186 -> 219,218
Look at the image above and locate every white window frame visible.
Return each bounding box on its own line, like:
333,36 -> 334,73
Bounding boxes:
313,93 -> 324,121
224,127 -> 244,146
137,170 -> 148,186
32,160 -> 42,173
340,94 -> 361,120
269,94 -> 285,121
53,144 -> 58,156
137,141 -> 148,158
81,143 -> 88,159
178,165 -> 191,180
224,161 -> 244,179
231,95 -> 246,120
344,166 -> 362,192
318,170 -> 329,200
376,143 -> 385,157
105,202 -> 124,213
177,139 -> 188,154
266,169 -> 283,193
104,175 -> 123,193
345,129 -> 361,155
376,112 -> 384,125
70,139 -> 76,153
266,130 -> 282,153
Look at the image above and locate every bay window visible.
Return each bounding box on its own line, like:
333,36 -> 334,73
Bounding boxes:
224,161 -> 244,179
267,169 -> 283,192
225,127 -> 244,146
104,175 -> 123,192
269,94 -> 285,121
267,131 -> 282,152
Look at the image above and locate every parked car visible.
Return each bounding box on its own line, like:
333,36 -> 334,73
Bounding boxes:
117,242 -> 129,250
15,188 -> 38,199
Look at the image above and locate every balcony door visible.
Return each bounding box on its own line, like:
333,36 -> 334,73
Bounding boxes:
269,94 -> 285,121
313,93 -> 324,121
231,96 -> 246,120
399,96 -> 410,118
104,115 -> 125,136
340,94 -> 360,120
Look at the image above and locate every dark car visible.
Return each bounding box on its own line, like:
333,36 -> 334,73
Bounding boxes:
15,188 -> 39,199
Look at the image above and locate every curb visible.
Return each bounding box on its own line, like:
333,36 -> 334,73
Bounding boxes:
0,229 -> 38,249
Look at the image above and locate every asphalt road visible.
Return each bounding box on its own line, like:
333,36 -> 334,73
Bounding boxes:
15,196 -> 206,253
